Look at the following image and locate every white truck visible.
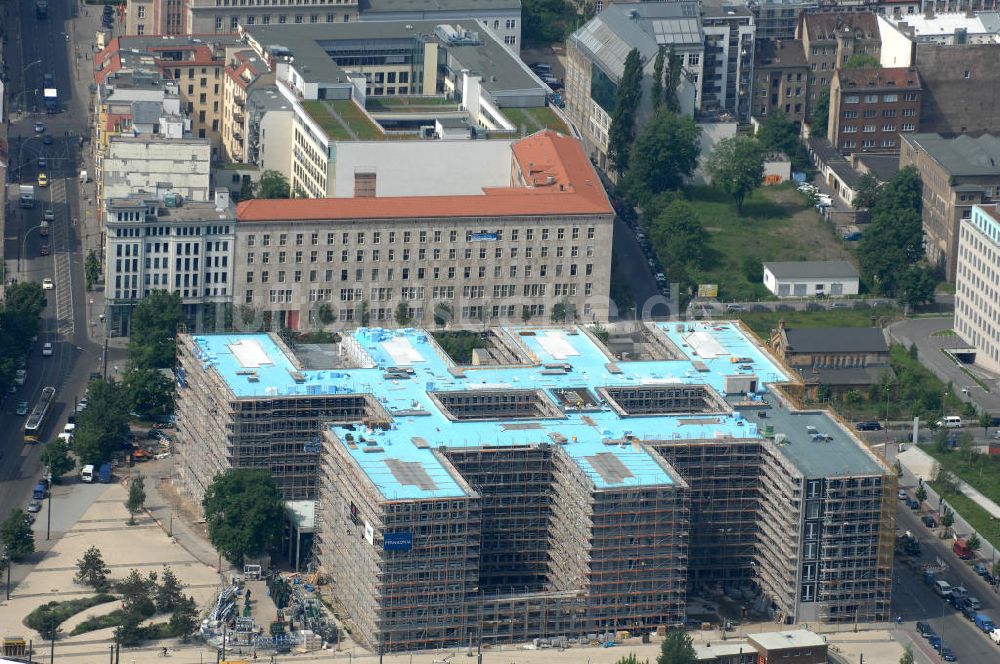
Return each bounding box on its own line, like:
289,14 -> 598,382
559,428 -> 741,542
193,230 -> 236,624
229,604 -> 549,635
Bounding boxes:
19,185 -> 35,208
991,627 -> 1000,644
41,208 -> 53,236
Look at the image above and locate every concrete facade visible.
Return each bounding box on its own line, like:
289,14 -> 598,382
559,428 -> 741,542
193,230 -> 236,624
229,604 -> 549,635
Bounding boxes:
828,66 -> 921,154
955,205 -> 1000,372
913,42 -> 1000,135
799,12 -> 882,118
186,0 -> 359,34
899,132 -> 1000,279
700,0 -> 757,121
221,48 -> 273,163
102,137 -> 212,204
752,38 -> 810,126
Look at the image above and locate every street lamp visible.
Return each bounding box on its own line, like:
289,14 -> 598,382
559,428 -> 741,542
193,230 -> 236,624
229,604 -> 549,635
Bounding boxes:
18,224 -> 45,279
20,59 -> 43,112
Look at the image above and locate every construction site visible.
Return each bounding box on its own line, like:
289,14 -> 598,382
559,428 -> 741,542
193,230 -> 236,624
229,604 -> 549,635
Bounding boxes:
174,321 -> 895,653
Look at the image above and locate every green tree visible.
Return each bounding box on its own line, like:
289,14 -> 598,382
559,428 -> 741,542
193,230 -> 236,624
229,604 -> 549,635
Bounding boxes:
844,54 -> 881,69
810,88 -> 830,136
991,559 -> 1000,579
852,172 -> 882,210
705,135 -> 765,212
117,569 -> 157,616
203,469 -> 285,566
128,290 -> 182,369
980,411 -> 994,435
624,111 -> 701,205
607,48 -> 644,176
168,595 -> 199,640
0,509 -> 35,561
394,301 -> 412,327
155,566 -> 184,613
899,263 -> 938,310
857,166 -> 924,296
649,200 -> 708,291
939,472 -> 962,497
73,379 -> 130,466
126,473 -> 146,526
359,300 -> 371,327
899,645 -> 914,664
123,368 -> 175,420
522,0 -> 575,46
967,532 -> 982,553
756,109 -> 808,170
85,250 -> 100,291
616,655 -> 649,664
75,545 -> 111,589
256,170 -> 291,199
915,485 -> 927,505
663,46 -> 682,114
941,507 -> 954,530
433,302 -> 453,327
650,47 -> 665,110
40,438 -> 74,481
657,629 -> 696,664
551,300 -> 573,323
32,610 -> 62,640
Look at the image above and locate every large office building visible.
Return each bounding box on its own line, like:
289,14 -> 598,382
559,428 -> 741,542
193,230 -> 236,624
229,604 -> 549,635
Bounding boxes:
900,133 -> 1000,279
230,129 -> 614,327
956,204 -> 1000,372
174,321 -> 894,652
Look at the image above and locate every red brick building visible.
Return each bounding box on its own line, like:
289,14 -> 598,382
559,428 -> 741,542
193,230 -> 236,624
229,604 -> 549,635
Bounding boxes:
828,66 -> 921,155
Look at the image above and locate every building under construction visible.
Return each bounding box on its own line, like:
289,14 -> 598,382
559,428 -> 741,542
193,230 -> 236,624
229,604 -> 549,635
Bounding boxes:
174,322 -> 894,652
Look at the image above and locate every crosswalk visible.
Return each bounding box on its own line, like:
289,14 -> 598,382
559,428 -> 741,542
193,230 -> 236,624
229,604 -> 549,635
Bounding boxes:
50,179 -> 75,337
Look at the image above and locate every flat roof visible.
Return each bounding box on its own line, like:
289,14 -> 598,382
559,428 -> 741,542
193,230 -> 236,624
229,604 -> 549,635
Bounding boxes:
763,260 -> 859,280
360,0 -> 521,12
748,629 -> 827,650
784,327 -> 888,354
235,130 -> 613,221
890,11 -> 1000,36
902,133 -> 1000,176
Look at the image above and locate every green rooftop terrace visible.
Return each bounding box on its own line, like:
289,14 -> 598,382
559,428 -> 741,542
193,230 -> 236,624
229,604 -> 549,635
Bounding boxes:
502,106 -> 570,135
302,99 -> 386,141
365,96 -> 459,112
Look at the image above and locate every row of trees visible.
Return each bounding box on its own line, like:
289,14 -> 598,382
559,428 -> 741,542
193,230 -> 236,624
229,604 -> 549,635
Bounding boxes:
0,282 -> 47,394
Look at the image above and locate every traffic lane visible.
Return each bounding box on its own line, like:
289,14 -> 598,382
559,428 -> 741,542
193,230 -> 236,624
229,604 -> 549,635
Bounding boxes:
611,216 -> 665,317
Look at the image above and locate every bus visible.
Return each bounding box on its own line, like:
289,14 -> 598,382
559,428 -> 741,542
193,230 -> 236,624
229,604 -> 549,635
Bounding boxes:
24,386 -> 55,444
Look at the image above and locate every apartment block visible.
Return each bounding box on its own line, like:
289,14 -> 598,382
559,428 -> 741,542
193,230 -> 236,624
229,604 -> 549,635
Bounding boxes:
102,137 -> 212,205
231,130 -> 614,327
95,35 -> 244,159
700,0 -> 756,120
104,191 -> 235,336
828,66 -> 921,154
752,38 -> 810,125
566,2 -> 702,173
900,133 -> 1000,279
799,12 -> 882,116
956,205 -> 1000,372
221,48 -> 273,163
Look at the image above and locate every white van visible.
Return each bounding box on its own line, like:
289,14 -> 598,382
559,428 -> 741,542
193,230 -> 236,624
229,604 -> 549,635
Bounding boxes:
934,580 -> 953,597
937,416 -> 963,429
80,464 -> 94,483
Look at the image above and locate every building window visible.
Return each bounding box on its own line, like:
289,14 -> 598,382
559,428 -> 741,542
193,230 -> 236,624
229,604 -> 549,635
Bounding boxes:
137,6 -> 145,17
883,94 -> 898,103
844,95 -> 859,104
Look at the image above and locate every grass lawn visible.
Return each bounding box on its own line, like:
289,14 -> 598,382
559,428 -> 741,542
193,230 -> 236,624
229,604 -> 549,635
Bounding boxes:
923,443 -> 1000,547
676,184 -> 856,301
737,305 -> 901,340
365,96 -> 456,111
927,487 -> 1000,553
330,100 -> 384,140
502,107 -> 569,134
302,101 -> 352,141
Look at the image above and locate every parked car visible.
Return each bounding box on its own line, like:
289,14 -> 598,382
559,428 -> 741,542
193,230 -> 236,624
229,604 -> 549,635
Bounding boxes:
906,498 -> 920,509
39,244 -> 50,256
26,500 -> 41,513
15,401 -> 28,416
916,621 -> 932,636
897,489 -> 908,500
857,421 -> 883,431
921,515 -> 937,528
973,563 -> 990,577
41,278 -> 54,290
42,342 -> 53,357
940,646 -> 957,661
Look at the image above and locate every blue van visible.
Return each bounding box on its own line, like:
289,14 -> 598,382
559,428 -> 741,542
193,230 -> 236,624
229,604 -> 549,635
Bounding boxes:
32,482 -> 46,500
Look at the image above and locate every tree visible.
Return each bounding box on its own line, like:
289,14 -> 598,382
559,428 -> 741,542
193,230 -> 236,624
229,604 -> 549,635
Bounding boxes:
941,507 -> 954,531
810,88 -> 830,136
155,566 -> 184,613
705,135 -> 765,212
967,532 -> 982,553
40,439 -> 74,482
915,485 -> 927,505
657,629 -> 696,664
73,379 -> 130,466
359,300 -> 371,327
844,54 -> 881,69
939,472 -> 962,497
128,290 -> 182,370
624,111 -> 701,205
433,302 -> 453,327
75,546 -> 111,588
899,263 -> 938,310
551,300 -> 574,323
168,595 -> 199,640
991,559 -> 1000,579
123,368 -> 175,420
616,655 -> 649,664
979,411 -> 993,436
203,469 -> 285,566
32,611 -> 62,641
126,473 -> 146,526
651,47 -> 665,111
522,0 -> 575,46
663,46 -> 682,114
394,301 -> 412,327
85,250 -> 100,291
756,109 -> 809,171
607,48 -> 644,176
0,509 -> 35,561
649,201 -> 708,291
256,170 -> 291,199
899,645 -> 914,664
852,172 -> 882,210
857,166 -> 924,297
117,569 -> 157,616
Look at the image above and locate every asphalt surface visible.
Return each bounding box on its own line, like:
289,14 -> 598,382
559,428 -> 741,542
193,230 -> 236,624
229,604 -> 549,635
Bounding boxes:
1,0 -> 125,580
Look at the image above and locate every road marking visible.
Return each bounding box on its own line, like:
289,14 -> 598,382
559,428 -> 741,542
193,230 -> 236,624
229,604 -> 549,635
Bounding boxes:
50,179 -> 75,336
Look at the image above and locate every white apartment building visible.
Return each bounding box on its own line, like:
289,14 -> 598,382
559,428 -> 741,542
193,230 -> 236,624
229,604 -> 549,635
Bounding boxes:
102,137 -> 212,204
231,130 -> 614,328
104,192 -> 236,336
955,204 -> 1000,372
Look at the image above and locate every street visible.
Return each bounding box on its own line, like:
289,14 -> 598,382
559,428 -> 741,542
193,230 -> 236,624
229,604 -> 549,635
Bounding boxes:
1,0 -> 123,569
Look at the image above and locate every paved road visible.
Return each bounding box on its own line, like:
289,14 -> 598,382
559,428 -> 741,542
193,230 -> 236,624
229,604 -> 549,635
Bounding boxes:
610,216 -> 672,319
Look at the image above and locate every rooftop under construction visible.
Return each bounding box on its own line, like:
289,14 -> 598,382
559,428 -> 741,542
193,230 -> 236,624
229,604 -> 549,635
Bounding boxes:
174,322 -> 894,652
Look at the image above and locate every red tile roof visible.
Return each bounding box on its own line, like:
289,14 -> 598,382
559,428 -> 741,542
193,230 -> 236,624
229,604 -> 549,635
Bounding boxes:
236,130 -> 612,222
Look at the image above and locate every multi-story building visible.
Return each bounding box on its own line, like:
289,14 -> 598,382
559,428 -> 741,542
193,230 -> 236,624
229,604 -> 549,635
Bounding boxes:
94,35 -> 244,159
755,0 -> 819,41
956,204 -> 1000,372
124,0 -> 184,36
876,0 -> 999,16
566,2 -> 702,173
899,133 -> 1000,279
186,0 -> 359,34
221,49 -> 273,163
102,136 -> 212,206
103,191 -> 235,335
231,130 -> 614,327
700,0 -> 756,120
174,321 -> 893,652
752,38 -> 810,125
770,322 -> 892,397
880,10 -> 1000,43
245,87 -> 294,178
357,0 -> 523,50
238,22 -> 555,195
828,66 -> 921,154
799,12 -> 882,116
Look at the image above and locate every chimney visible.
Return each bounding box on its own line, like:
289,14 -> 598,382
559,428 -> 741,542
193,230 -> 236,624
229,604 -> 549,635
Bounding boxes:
214,189 -> 230,210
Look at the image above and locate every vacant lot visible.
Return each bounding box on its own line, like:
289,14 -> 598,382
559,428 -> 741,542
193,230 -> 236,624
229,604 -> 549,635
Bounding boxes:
923,445 -> 1000,548
682,184 -> 857,301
